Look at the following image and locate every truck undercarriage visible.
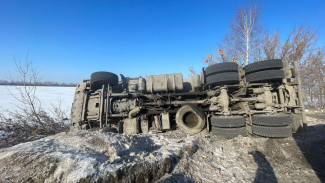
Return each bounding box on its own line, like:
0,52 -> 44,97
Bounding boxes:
70,59 -> 306,138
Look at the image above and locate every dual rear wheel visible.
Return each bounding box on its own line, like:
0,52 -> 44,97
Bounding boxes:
204,60 -> 291,138
210,116 -> 247,139
176,106 -> 292,138
205,62 -> 240,87
210,114 -> 292,138
204,59 -> 285,86
251,114 -> 292,138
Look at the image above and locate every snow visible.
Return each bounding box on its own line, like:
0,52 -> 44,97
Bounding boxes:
0,131 -> 11,140
0,131 -> 196,182
0,85 -> 75,117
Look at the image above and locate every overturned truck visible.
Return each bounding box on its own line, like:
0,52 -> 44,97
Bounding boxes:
70,59 -> 307,138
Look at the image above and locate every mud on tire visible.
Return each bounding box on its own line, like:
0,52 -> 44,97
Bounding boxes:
205,62 -> 239,77
252,125 -> 292,138
206,72 -> 240,86
211,126 -> 247,139
246,70 -> 284,83
210,116 -> 246,128
252,114 -> 291,127
244,59 -> 283,74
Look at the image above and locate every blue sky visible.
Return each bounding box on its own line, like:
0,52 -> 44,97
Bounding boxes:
0,0 -> 324,83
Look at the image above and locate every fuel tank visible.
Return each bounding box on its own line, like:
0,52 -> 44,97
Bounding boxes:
146,73 -> 183,93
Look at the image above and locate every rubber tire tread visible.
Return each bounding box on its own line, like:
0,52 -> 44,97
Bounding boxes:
91,72 -> 118,87
211,126 -> 247,139
206,72 -> 239,86
252,114 -> 291,127
244,59 -> 283,74
246,70 -> 284,83
205,62 -> 239,77
252,125 -> 292,138
211,116 -> 246,128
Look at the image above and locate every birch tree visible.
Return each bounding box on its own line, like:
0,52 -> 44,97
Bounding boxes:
203,1 -> 262,66
231,0 -> 262,65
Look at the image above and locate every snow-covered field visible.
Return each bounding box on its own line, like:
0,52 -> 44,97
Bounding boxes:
0,85 -> 75,117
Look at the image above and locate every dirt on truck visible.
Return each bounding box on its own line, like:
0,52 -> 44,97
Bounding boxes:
2,59 -> 325,183
70,59 -> 306,138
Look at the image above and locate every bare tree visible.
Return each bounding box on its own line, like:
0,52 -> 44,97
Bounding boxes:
230,0 -> 262,65
300,47 -> 325,108
203,53 -> 217,65
282,26 -> 317,64
8,54 -> 45,128
0,54 -> 69,147
203,0 -> 262,66
263,30 -> 281,59
188,67 -> 197,77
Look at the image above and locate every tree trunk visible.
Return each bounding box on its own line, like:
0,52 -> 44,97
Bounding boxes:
246,32 -> 250,65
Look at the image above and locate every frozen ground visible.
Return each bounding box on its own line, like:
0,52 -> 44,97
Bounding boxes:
0,85 -> 75,117
0,113 -> 324,183
0,130 -> 197,182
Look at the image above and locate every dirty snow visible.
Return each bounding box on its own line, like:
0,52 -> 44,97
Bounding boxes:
0,130 -> 196,182
0,131 -> 12,140
158,114 -> 325,183
1,116 -> 324,183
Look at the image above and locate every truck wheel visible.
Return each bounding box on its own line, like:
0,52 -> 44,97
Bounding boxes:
244,59 -> 283,74
210,116 -> 245,128
211,126 -> 247,139
91,71 -> 118,90
176,105 -> 206,134
205,62 -> 239,77
246,70 -> 284,83
206,72 -> 240,86
252,125 -> 292,138
252,114 -> 291,127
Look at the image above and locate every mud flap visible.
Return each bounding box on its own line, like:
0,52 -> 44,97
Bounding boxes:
141,119 -> 149,133
291,113 -> 303,133
123,118 -> 139,135
161,112 -> 171,130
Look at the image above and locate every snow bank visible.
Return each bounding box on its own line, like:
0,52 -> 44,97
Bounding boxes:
0,131 -> 196,182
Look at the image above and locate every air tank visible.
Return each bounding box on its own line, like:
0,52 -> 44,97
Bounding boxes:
128,77 -> 146,93
191,74 -> 201,90
146,73 -> 183,93
138,77 -> 146,92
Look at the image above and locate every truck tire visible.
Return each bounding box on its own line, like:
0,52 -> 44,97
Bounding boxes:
205,62 -> 239,77
176,105 -> 206,134
244,59 -> 283,74
206,72 -> 239,86
252,125 -> 292,138
91,71 -> 118,90
210,116 -> 246,128
211,126 -> 247,139
246,70 -> 284,83
252,114 -> 291,127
